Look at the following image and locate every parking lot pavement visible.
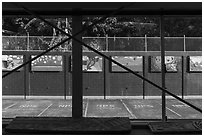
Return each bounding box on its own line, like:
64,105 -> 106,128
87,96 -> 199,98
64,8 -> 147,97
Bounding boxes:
2,99 -> 202,119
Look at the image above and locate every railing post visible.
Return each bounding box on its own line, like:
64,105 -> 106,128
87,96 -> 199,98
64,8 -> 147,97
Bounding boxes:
27,32 -> 29,51
160,10 -> 167,122
145,35 -> 147,51
105,34 -> 108,51
114,36 -> 116,50
184,35 -> 186,52
72,12 -> 83,118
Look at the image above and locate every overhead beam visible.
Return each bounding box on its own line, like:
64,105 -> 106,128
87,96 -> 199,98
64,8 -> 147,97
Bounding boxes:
2,2 -> 201,10
2,9 -> 202,16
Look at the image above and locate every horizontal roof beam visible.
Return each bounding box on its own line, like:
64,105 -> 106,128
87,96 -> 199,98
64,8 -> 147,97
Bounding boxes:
2,2 -> 202,16
2,9 -> 202,16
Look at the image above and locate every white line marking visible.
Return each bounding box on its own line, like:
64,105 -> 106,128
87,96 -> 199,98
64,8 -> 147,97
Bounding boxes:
179,100 -> 194,107
120,99 -> 137,119
37,104 -> 52,116
158,102 -> 182,117
4,103 -> 17,110
84,100 -> 89,117
166,107 -> 182,117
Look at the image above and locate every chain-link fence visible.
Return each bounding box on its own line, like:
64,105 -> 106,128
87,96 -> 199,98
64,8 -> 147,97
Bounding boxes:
2,36 -> 202,51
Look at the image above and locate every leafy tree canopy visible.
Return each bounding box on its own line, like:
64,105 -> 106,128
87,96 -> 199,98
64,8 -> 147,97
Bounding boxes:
2,16 -> 201,37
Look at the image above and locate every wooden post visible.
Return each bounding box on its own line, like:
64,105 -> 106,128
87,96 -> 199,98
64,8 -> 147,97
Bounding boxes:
72,13 -> 83,118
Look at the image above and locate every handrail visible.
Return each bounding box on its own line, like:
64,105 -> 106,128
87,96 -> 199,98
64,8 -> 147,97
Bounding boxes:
3,3 -> 202,113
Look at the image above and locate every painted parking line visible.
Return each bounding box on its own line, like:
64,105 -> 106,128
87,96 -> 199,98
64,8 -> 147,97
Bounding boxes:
38,100 -> 72,117
2,99 -> 201,119
84,99 -> 89,117
3,102 -> 18,110
165,99 -> 202,119
2,100 -> 53,118
86,99 -> 133,118
122,99 -> 163,119
157,102 -> 182,118
181,99 -> 202,109
120,99 -> 137,119
166,107 -> 182,117
37,104 -> 53,116
39,100 -> 87,117
2,99 -> 25,109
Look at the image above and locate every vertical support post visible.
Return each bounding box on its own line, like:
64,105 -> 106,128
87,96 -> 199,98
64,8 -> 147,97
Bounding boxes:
103,57 -> 106,99
105,56 -> 111,99
23,53 -> 30,99
183,35 -> 186,51
68,54 -> 71,96
182,35 -> 186,99
143,36 -> 147,99
181,56 -> 184,99
114,36 -> 116,50
72,13 -> 83,118
63,54 -> 68,100
142,56 -> 146,99
27,32 -> 29,51
106,34 -> 108,51
128,37 -> 130,50
160,10 -> 167,122
182,56 -> 187,99
143,35 -> 148,99
144,35 -> 147,51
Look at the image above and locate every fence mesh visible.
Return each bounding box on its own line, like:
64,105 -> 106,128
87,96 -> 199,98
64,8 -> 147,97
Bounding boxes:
2,36 -> 202,51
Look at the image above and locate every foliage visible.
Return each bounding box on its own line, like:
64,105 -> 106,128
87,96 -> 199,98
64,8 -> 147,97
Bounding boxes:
3,16 -> 202,37
2,16 -> 202,52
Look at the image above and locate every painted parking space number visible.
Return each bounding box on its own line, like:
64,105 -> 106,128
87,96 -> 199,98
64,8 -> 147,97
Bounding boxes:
20,105 -> 37,108
59,104 -> 72,108
172,104 -> 190,108
134,105 -> 154,108
97,104 -> 115,109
